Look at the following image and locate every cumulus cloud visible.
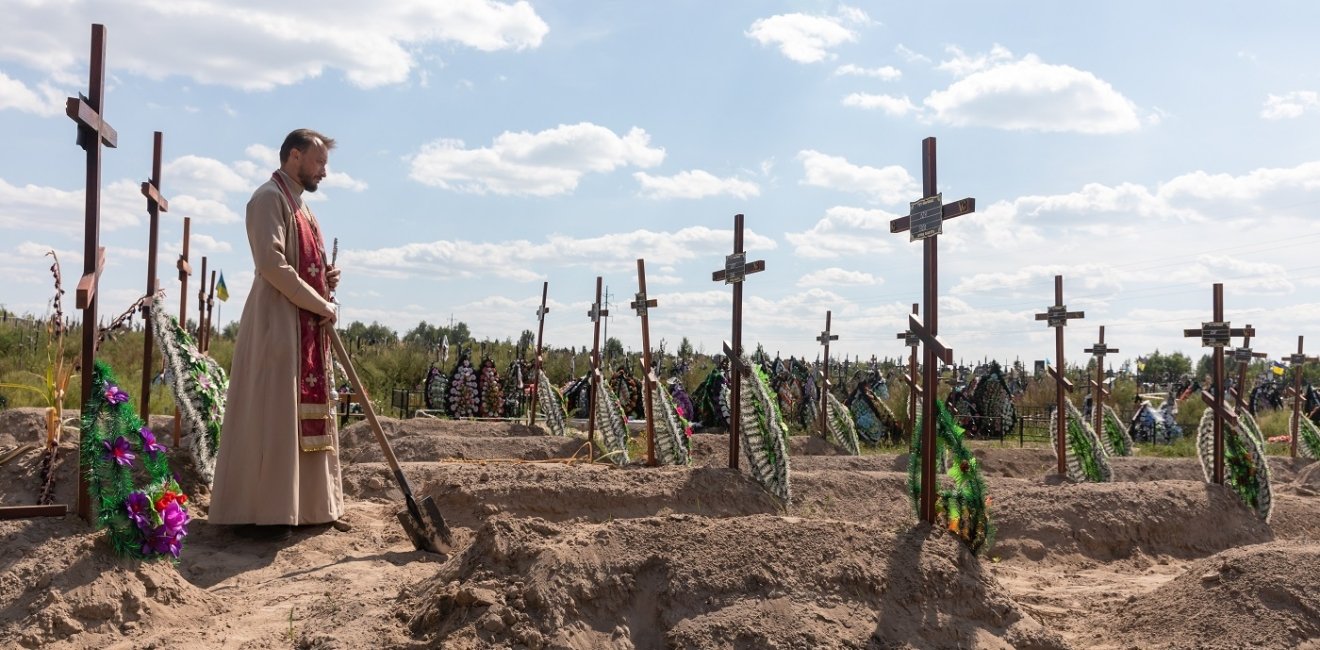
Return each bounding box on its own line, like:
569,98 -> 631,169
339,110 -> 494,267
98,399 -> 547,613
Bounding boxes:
634,170 -> 759,200
745,12 -> 859,63
785,206 -> 899,258
834,64 -> 901,80
797,267 -> 880,288
797,150 -> 918,204
0,1 -> 548,92
841,93 -> 918,116
408,123 -> 665,196
1261,91 -> 1320,120
924,47 -> 1141,134
0,70 -> 64,116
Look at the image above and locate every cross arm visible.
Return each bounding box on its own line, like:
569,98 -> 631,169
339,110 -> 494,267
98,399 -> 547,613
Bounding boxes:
907,313 -> 953,365
141,181 -> 169,212
1200,389 -> 1240,425
65,97 -> 118,148
888,197 -> 976,233
1046,365 -> 1074,392
722,341 -> 749,375
76,247 -> 106,309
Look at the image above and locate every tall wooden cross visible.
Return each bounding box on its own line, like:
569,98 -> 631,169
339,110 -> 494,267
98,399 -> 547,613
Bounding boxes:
138,131 -> 169,422
527,282 -> 550,427
1283,336 -> 1317,458
1084,326 -> 1118,438
203,268 -> 217,351
1230,324 -> 1266,412
711,213 -> 766,469
68,23 -> 118,523
1035,275 -> 1084,477
586,277 -> 608,460
816,310 -> 838,438
888,137 -> 975,524
172,216 -> 192,445
196,256 -> 208,344
1182,283 -> 1253,484
896,303 -> 920,437
632,259 -> 661,465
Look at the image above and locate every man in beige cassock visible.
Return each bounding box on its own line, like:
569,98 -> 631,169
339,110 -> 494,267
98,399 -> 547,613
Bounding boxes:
209,129 -> 345,541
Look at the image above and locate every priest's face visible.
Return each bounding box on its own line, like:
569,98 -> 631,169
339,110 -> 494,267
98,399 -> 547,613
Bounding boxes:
293,143 -> 329,192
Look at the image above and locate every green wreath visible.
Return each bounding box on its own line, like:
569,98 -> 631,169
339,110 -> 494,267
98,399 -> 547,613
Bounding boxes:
650,381 -> 692,466
593,378 -> 631,466
824,392 -> 860,456
1101,404 -> 1134,457
737,358 -> 791,505
1051,399 -> 1112,483
908,400 -> 994,554
150,292 -> 226,484
535,369 -> 567,437
1198,409 -> 1273,521
1292,410 -> 1320,460
80,361 -> 189,559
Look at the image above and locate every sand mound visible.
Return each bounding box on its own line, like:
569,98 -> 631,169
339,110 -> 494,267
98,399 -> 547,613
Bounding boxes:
0,517 -> 223,648
1109,542 -> 1320,649
402,514 -> 1067,650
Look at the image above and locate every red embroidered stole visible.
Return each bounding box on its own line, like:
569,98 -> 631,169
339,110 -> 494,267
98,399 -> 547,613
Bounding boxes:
271,172 -> 333,452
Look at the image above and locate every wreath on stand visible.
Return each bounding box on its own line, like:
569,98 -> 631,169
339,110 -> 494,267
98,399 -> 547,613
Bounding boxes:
846,383 -> 903,446
824,392 -> 860,456
668,377 -> 696,432
1050,399 -> 1113,483
650,380 -> 692,466
694,365 -> 730,429
907,400 -> 994,554
423,364 -> 447,411
80,361 -> 189,559
1198,410 -> 1273,521
1293,410 -> 1320,460
535,369 -> 567,437
1101,404 -> 1134,457
477,358 -> 504,419
593,377 -> 631,466
610,366 -> 644,419
735,355 -> 791,505
150,292 -> 226,484
446,352 -> 480,418
502,360 -> 526,418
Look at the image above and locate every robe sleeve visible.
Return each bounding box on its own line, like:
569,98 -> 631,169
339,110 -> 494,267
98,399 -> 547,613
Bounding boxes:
246,188 -> 332,315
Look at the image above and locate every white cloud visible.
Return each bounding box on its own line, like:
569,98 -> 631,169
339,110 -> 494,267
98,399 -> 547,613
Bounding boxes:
745,13 -> 857,63
634,170 -> 759,200
894,44 -> 930,64
936,44 -> 1014,77
0,1 -> 548,92
1261,91 -> 1320,120
0,70 -> 64,116
340,226 -> 777,281
408,123 -> 665,196
0,178 -> 142,235
797,267 -> 880,288
785,206 -> 899,258
924,48 -> 1141,134
841,93 -> 917,116
797,150 -> 918,204
834,64 -> 901,80
165,155 -> 252,201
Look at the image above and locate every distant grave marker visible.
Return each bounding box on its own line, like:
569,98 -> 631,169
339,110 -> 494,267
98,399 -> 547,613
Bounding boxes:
711,213 -> 765,470
816,311 -> 838,438
527,282 -> 549,427
1182,283 -> 1254,484
586,277 -> 608,460
630,260 -> 660,466
896,303 -> 920,437
1282,336 -> 1317,459
1035,275 -> 1084,477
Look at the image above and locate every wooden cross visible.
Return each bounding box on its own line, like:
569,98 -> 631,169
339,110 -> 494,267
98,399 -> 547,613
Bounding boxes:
586,276 -> 608,460
1035,275 -> 1084,477
1283,336 -> 1317,458
1182,283 -> 1253,484
138,131 -> 169,422
1084,326 -> 1118,438
633,259 -> 661,466
171,216 -> 192,446
816,310 -> 839,438
895,302 -> 920,437
203,268 -> 217,351
1230,324 -> 1266,413
527,282 -> 549,427
197,256 -> 208,344
711,213 -> 766,470
888,137 -> 975,524
69,23 -> 117,524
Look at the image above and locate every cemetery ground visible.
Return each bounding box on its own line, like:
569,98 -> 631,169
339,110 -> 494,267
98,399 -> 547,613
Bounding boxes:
2,408 -> 1320,649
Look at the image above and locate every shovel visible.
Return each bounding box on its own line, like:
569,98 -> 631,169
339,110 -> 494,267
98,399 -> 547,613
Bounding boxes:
326,325 -> 454,554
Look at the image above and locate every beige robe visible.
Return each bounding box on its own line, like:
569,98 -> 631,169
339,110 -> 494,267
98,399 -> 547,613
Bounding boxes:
208,170 -> 343,526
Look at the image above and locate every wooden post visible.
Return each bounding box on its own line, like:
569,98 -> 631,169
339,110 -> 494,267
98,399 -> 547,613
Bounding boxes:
888,137 -> 976,524
1283,337 -> 1317,458
203,268 -> 217,352
816,311 -> 838,438
896,303 -> 920,438
711,214 -> 766,469
527,282 -> 549,426
1035,275 -> 1085,477
196,256 -> 207,343
586,277 -> 608,460
1230,326 -> 1266,413
68,23 -> 118,523
1182,284 -> 1254,484
1084,327 -> 1118,437
172,216 -> 192,446
632,259 -> 661,466
138,131 -> 169,422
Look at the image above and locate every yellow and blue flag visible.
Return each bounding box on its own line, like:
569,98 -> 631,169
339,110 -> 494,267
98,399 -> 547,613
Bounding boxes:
216,272 -> 229,302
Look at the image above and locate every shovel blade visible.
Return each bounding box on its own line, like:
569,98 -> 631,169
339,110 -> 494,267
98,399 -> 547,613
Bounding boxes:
396,496 -> 454,554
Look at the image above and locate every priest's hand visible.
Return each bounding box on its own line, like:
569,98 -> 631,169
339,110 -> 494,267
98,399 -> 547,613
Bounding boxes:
319,302 -> 338,326
326,265 -> 341,292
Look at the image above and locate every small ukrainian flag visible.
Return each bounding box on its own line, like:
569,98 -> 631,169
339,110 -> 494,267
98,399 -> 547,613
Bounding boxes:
216,272 -> 229,302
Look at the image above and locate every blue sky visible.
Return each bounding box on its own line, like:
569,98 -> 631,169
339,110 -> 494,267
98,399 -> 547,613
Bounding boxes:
3,1 -> 1320,368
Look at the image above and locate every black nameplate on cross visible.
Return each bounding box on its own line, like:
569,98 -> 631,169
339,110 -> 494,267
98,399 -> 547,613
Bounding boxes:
1229,324 -> 1265,412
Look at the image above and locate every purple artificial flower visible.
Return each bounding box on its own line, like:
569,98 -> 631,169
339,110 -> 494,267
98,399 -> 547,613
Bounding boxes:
104,384 -> 130,405
140,427 -> 168,458
159,499 -> 190,536
125,491 -> 153,530
102,436 -> 136,467
141,525 -> 184,558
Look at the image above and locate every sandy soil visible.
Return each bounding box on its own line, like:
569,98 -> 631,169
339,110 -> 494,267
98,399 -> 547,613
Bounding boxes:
2,406 -> 1319,649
